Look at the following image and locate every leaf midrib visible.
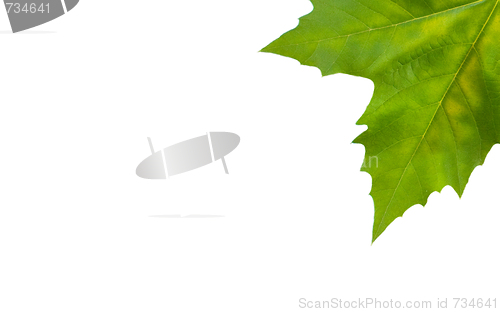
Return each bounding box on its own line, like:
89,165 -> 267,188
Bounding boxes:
373,0 -> 500,240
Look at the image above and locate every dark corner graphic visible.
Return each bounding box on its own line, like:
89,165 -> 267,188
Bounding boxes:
136,132 -> 240,179
3,0 -> 79,33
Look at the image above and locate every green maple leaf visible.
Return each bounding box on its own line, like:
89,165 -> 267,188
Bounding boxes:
262,0 -> 500,242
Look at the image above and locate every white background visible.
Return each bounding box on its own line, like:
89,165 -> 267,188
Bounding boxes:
0,0 -> 498,311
